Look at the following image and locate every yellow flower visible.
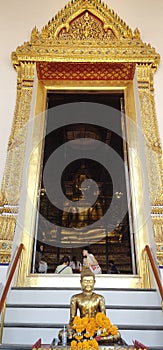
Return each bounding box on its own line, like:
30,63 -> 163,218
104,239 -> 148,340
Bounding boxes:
81,317 -> 89,328
84,317 -> 96,338
77,341 -> 83,349
82,341 -> 89,349
95,312 -> 106,327
73,316 -> 81,326
109,324 -> 118,336
73,316 -> 86,333
71,340 -> 78,349
95,312 -> 111,329
71,336 -> 99,349
75,334 -> 83,341
88,338 -> 99,349
71,312 -> 119,349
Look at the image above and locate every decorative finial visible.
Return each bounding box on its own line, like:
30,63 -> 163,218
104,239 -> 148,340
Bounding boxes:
31,26 -> 39,41
133,27 -> 140,39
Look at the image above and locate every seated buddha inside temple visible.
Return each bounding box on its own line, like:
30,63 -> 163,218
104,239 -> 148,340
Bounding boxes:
59,268 -> 126,347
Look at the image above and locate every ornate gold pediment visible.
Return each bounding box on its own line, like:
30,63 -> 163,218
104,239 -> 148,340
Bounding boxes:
12,0 -> 160,68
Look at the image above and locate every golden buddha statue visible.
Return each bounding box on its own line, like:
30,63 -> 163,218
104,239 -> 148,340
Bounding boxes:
59,268 -> 125,346
69,268 -> 105,323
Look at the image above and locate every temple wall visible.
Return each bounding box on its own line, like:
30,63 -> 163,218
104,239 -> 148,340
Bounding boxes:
0,0 -> 162,186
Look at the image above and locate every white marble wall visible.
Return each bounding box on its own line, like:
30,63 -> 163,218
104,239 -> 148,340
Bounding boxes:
0,264 -> 9,297
160,266 -> 163,285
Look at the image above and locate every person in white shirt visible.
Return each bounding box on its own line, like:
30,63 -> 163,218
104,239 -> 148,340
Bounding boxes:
82,247 -> 102,274
55,255 -> 73,274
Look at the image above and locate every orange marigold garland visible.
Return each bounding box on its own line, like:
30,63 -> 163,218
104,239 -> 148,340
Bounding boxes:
70,312 -> 118,349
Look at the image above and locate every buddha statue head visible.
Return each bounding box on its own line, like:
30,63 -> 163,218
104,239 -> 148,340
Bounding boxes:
80,267 -> 95,293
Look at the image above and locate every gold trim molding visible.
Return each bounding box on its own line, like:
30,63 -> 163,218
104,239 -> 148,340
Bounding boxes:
152,216 -> 163,265
0,0 -> 162,269
0,217 -> 16,263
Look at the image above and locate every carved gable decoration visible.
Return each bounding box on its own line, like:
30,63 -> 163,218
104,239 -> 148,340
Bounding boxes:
31,0 -> 132,41
12,0 -> 160,69
58,11 -> 116,40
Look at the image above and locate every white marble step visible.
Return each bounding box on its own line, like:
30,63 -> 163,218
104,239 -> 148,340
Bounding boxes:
2,326 -> 163,347
3,287 -> 163,348
120,329 -> 163,348
7,287 -> 161,306
4,306 -> 163,326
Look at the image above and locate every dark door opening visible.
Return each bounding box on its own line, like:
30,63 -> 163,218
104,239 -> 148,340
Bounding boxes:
32,91 -> 135,274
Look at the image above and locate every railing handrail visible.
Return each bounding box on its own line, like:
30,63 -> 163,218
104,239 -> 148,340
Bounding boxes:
145,244 -> 163,302
0,243 -> 24,313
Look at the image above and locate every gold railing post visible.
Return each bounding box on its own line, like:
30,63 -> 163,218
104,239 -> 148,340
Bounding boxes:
144,245 -> 163,310
0,301 -> 6,344
0,243 -> 24,344
142,247 -> 151,289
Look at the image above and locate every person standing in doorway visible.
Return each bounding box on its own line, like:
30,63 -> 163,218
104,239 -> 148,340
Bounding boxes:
35,244 -> 47,273
82,247 -> 102,274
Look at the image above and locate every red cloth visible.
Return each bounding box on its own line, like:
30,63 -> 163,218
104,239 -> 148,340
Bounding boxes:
32,338 -> 41,349
133,339 -> 148,349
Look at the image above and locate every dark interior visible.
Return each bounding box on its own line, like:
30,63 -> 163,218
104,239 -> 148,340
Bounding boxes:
32,91 -> 134,274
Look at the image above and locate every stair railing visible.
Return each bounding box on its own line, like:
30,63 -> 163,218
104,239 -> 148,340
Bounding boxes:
0,243 -> 24,343
144,244 -> 163,309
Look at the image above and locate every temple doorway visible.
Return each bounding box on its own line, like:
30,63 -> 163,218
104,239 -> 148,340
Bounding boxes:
32,91 -> 135,274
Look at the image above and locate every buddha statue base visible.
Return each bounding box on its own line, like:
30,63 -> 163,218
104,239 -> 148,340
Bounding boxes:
58,329 -> 126,347
96,331 -> 124,345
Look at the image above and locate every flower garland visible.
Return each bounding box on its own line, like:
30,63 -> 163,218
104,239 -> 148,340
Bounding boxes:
70,312 -> 118,350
